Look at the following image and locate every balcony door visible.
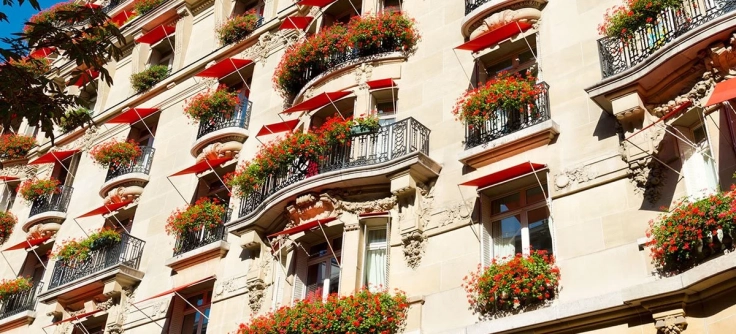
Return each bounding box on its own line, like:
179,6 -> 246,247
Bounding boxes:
680,123 -> 718,199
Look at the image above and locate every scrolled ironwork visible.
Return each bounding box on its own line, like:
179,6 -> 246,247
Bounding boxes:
28,185 -> 73,217
173,209 -> 231,256
465,0 -> 494,15
0,283 -> 42,320
104,146 -> 156,182
196,99 -> 252,140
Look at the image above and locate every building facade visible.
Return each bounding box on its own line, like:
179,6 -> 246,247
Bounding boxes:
2,0 -> 736,333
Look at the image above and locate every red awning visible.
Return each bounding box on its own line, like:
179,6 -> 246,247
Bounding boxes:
110,10 -> 135,26
456,21 -> 533,52
135,25 -> 176,44
170,157 -> 233,176
44,309 -> 101,328
279,16 -> 314,30
359,211 -> 389,217
85,3 -> 101,8
29,150 -> 79,165
77,200 -> 133,218
282,91 -> 352,114
625,101 -> 693,141
366,78 -> 396,90
268,217 -> 336,238
461,162 -> 547,189
135,276 -> 216,304
705,77 -> 736,107
30,47 -> 56,58
71,70 -> 100,86
106,108 -> 160,124
196,58 -> 254,78
3,236 -> 51,251
297,0 -> 335,7
256,119 -> 299,137
0,176 -> 19,182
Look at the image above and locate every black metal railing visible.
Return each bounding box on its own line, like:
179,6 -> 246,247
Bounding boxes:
0,283 -> 42,320
173,209 -> 231,256
239,118 -> 431,217
598,0 -> 736,78
464,82 -> 550,149
465,0 -> 494,15
28,185 -> 73,217
48,233 -> 145,289
105,146 -> 156,182
196,100 -> 252,139
101,0 -> 122,14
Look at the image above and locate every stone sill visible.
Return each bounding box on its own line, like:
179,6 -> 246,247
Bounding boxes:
458,119 -> 560,169
0,310 -> 36,332
165,240 -> 230,271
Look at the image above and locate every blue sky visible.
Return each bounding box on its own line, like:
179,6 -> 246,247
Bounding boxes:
0,0 -> 60,47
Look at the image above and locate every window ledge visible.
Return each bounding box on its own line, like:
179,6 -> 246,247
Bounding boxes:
0,310 -> 36,332
165,240 -> 230,271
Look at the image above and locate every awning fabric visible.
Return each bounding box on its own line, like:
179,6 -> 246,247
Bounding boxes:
44,309 -> 101,328
30,47 -> 56,58
170,157 -> 232,176
110,10 -> 135,26
85,3 -> 101,8
256,119 -> 300,137
297,0 -> 335,7
135,276 -> 216,304
0,176 -> 19,182
282,91 -> 352,114
359,211 -> 389,217
279,16 -> 314,30
461,162 -> 547,189
106,108 -> 160,124
196,58 -> 254,78
456,21 -> 533,52
268,217 -> 336,238
366,79 -> 396,90
77,200 -> 133,218
29,150 -> 79,165
71,70 -> 99,86
3,236 -> 51,251
705,77 -> 736,107
135,25 -> 176,44
625,101 -> 693,141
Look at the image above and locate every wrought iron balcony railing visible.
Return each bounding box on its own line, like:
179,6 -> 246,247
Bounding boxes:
28,185 -> 73,217
239,118 -> 431,217
465,0 -> 493,15
48,233 -> 145,289
464,82 -> 550,149
196,99 -> 252,139
173,209 -> 231,256
598,0 -> 736,78
105,146 -> 156,182
0,283 -> 42,320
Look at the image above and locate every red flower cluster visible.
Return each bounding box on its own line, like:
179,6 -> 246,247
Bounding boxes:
452,72 -> 543,125
0,211 -> 18,246
237,288 -> 409,333
132,0 -> 165,16
647,188 -> 736,273
183,85 -> 240,122
274,11 -> 419,98
462,250 -> 560,317
8,57 -> 51,77
598,0 -> 682,38
165,197 -> 226,237
217,10 -> 261,45
90,139 -> 142,168
17,178 -> 60,203
24,0 -> 82,34
0,134 -> 36,160
0,277 -> 32,300
51,228 -> 122,261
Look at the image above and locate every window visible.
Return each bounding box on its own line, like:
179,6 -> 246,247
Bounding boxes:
363,226 -> 387,291
0,181 -> 18,212
52,152 -> 81,187
485,47 -> 537,79
20,248 -> 49,288
179,291 -> 211,334
79,84 -> 98,112
150,36 -> 175,71
381,0 -> 402,12
233,0 -> 264,17
679,122 -> 718,199
306,237 -> 341,298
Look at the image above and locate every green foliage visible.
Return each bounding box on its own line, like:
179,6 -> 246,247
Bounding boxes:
130,65 -> 169,93
52,229 -> 122,261
59,107 -> 92,133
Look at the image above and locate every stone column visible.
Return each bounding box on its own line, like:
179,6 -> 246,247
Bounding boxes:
339,214 -> 361,295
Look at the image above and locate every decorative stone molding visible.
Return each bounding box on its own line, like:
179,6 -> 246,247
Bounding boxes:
648,72 -> 715,117
354,62 -> 374,89
705,33 -> 736,81
554,165 -> 596,191
464,0 -> 547,38
195,141 -> 242,162
104,185 -> 145,204
284,192 -> 398,228
469,8 -> 542,40
190,0 -> 214,16
246,278 -> 266,313
0,163 -> 37,180
335,195 -> 398,215
345,223 -> 360,231
653,309 -> 687,334
213,274 -> 248,301
401,230 -> 426,269
629,157 -> 665,204
72,125 -> 101,151
27,221 -> 61,239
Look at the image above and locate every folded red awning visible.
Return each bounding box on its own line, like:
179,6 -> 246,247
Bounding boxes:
30,47 -> 56,58
256,119 -> 299,137
279,16 -> 314,30
366,78 -> 396,90
110,10 -> 135,26
3,236 -> 51,251
196,58 -> 254,78
71,70 -> 99,86
297,0 -> 335,7
268,217 -> 336,238
170,157 -> 232,176
106,108 -> 159,124
359,211 -> 389,217
29,150 -> 79,165
461,162 -> 547,189
705,77 -> 736,107
282,91 -> 352,114
77,200 -> 133,218
135,25 -> 176,44
44,309 -> 101,328
135,276 -> 216,304
456,21 -> 533,52
0,176 -> 19,182
625,100 -> 693,141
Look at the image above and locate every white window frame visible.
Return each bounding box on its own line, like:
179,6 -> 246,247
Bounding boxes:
306,236 -> 342,300
677,121 -> 719,199
361,223 -> 389,291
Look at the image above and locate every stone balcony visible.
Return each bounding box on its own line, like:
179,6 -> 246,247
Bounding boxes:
23,185 -> 73,233
165,210 -> 231,271
99,146 -> 155,199
190,99 -> 251,158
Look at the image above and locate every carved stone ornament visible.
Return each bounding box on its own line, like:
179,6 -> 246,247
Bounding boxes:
336,195 -> 398,215
355,62 -> 374,89
196,141 -> 242,162
705,33 -> 736,81
401,230 -> 426,269
629,157 -> 665,204
554,165 -> 596,191
27,220 -> 62,239
469,8 -> 542,40
73,125 -> 101,151
284,192 -> 398,228
648,72 -> 715,117
246,278 -> 266,313
104,185 -> 145,205
654,310 -> 687,334
0,163 -> 37,180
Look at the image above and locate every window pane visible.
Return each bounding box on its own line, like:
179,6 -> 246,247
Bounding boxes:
492,215 -> 522,259
309,242 -> 328,258
307,262 -> 326,297
364,248 -> 387,290
491,192 -> 521,215
528,207 -> 552,254
367,229 -> 387,245
333,237 -> 343,251
182,313 -> 196,334
201,307 -> 210,334
329,258 -> 340,294
526,186 -> 547,205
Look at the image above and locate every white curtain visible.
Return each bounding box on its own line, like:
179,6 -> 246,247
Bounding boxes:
492,218 -> 520,260
682,142 -> 718,199
365,229 -> 387,290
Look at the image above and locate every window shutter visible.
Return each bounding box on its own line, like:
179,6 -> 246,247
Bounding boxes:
481,221 -> 492,268
291,251 -> 307,304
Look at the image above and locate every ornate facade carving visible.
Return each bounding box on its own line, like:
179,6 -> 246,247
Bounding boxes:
469,8 -> 542,40
354,62 -> 374,89
0,163 -> 37,181
27,220 -> 62,238
196,141 -> 242,161
705,33 -> 736,81
283,192 -> 398,227
336,195 -> 398,215
72,125 -> 101,151
629,157 -> 665,204
653,310 -> 687,334
401,230 -> 426,269
246,278 -> 266,313
104,185 -> 145,204
554,165 -> 596,191
648,72 -> 715,117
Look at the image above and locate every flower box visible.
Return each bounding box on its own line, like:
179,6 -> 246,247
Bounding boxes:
0,134 -> 36,160
453,72 -> 544,126
132,0 -> 165,16
17,178 -> 60,203
0,277 -> 32,300
184,86 -> 240,122
90,139 -> 142,168
217,11 -> 261,45
599,0 -> 683,38
130,65 -> 169,93
166,198 -> 227,238
0,211 -> 18,246
51,229 -> 122,262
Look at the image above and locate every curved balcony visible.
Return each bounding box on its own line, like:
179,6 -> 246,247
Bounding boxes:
0,284 -> 41,322
190,100 -> 252,157
460,0 -> 546,39
99,146 -> 155,197
173,210 -> 231,256
23,185 -> 73,232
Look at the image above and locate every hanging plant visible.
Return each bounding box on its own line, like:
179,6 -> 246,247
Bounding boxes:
237,288 -> 409,333
132,0 -> 166,16
130,64 -> 169,93
51,229 -> 122,262
59,107 -> 92,132
165,197 -> 227,237
90,139 -> 142,168
0,277 -> 33,300
598,0 -> 683,38
217,10 -> 261,45
0,211 -> 18,246
183,85 -> 240,122
0,134 -> 37,160
17,178 -> 60,203
452,72 -> 543,126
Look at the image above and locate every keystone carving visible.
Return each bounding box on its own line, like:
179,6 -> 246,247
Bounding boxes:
469,8 -> 542,40
654,310 -> 687,334
629,157 -> 665,204
27,221 -> 62,238
355,62 -> 374,89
